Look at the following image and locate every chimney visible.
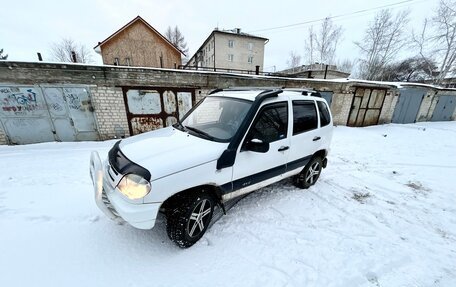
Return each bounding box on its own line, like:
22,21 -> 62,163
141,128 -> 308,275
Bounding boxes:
71,51 -> 77,63
235,28 -> 241,34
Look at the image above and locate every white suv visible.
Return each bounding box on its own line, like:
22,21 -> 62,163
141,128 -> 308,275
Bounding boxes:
90,88 -> 333,247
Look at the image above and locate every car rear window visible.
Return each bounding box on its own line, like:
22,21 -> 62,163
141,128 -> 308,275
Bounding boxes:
292,101 -> 318,135
317,101 -> 331,127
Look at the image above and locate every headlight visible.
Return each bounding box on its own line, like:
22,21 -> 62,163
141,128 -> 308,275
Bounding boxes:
117,174 -> 151,200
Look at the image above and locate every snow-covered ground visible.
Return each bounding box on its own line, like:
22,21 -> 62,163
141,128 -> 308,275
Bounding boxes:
1,122 -> 455,287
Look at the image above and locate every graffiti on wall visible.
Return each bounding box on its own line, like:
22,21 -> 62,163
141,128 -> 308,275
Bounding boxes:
64,88 -> 83,111
0,87 -> 45,115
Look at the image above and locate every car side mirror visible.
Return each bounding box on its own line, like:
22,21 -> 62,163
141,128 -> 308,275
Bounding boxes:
246,138 -> 269,153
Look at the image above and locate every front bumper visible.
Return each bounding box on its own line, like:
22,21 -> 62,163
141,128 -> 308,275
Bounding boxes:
90,151 -> 160,229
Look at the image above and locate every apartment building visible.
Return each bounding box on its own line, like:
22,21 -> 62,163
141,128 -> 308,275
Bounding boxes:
185,28 -> 268,72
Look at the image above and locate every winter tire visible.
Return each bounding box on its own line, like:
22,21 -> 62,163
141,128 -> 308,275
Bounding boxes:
166,192 -> 215,248
293,156 -> 323,189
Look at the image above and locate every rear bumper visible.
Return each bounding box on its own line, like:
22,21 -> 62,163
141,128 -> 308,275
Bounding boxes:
90,151 -> 160,229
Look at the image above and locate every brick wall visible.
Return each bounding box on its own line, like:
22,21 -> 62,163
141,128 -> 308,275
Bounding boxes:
90,86 -> 130,140
0,124 -> 7,145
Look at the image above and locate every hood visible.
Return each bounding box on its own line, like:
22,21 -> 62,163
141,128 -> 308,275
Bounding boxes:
119,127 -> 228,180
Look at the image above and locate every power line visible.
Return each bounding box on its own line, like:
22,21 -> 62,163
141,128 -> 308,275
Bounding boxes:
248,0 -> 428,33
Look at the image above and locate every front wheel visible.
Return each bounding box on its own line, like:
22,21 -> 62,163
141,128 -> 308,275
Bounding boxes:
166,192 -> 215,248
293,157 -> 323,189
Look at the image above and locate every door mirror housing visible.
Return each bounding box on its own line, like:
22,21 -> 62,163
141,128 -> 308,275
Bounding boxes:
245,138 -> 269,153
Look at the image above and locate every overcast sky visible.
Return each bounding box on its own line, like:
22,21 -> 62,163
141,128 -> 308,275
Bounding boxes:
0,0 -> 437,72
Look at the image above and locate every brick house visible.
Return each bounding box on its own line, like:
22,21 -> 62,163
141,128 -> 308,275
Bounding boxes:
94,16 -> 184,68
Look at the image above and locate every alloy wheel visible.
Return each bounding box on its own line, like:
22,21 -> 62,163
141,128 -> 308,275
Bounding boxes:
305,162 -> 320,185
187,199 -> 212,238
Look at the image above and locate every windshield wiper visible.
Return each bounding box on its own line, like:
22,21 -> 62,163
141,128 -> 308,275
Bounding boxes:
185,126 -> 216,140
173,120 -> 187,132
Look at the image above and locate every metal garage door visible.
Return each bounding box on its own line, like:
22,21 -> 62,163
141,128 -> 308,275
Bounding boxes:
431,95 -> 456,122
347,88 -> 386,127
392,87 -> 425,124
122,87 -> 195,135
0,85 -> 99,144
319,91 -> 333,108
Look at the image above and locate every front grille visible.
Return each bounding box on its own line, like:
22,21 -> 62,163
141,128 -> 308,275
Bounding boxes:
101,188 -> 120,217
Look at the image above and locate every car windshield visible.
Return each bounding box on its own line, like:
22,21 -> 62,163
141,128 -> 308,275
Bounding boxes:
179,96 -> 252,142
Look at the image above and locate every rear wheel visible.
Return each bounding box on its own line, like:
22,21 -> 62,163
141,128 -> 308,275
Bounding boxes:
293,157 -> 323,189
166,192 -> 215,248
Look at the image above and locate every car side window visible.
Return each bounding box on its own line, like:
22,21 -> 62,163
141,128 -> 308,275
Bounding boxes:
292,101 -> 318,135
317,101 -> 331,127
246,102 -> 288,143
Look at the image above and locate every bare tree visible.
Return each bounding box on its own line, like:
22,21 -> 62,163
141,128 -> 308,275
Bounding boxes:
0,48 -> 7,60
337,58 -> 354,74
50,38 -> 93,63
304,18 -> 343,65
355,9 -> 410,80
165,26 -> 189,56
287,51 -> 302,70
304,26 -> 315,64
412,0 -> 456,84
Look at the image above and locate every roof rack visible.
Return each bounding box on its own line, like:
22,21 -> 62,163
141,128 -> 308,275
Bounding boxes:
284,88 -> 322,97
208,87 -> 283,95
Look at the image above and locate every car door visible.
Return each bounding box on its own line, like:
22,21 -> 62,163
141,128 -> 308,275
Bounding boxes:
229,101 -> 290,197
286,100 -> 322,174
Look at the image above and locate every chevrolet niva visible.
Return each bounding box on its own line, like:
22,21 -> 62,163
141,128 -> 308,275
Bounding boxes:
90,88 -> 333,248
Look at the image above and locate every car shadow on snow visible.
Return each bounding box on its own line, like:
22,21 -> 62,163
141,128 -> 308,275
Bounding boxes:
93,178 -> 308,251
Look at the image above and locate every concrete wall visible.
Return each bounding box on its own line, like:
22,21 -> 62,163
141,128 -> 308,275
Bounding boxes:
1,61 -> 453,145
100,20 -> 181,68
330,92 -> 353,125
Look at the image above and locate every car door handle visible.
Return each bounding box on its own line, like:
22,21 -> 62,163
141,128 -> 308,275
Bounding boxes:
313,136 -> 321,141
278,146 -> 289,152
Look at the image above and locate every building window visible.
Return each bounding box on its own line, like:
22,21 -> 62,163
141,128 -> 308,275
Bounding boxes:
228,54 -> 234,62
248,55 -> 253,63
248,42 -> 253,51
114,57 -> 119,66
228,40 -> 234,48
125,58 -> 131,66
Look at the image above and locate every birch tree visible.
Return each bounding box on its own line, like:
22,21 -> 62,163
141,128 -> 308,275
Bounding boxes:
304,18 -> 343,65
356,9 -> 410,80
287,51 -> 302,70
412,0 -> 456,83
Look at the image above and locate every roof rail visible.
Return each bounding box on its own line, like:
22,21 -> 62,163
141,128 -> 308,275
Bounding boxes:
255,89 -> 283,100
284,88 -> 322,97
228,86 -> 284,90
209,87 -> 283,95
208,88 -> 223,95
